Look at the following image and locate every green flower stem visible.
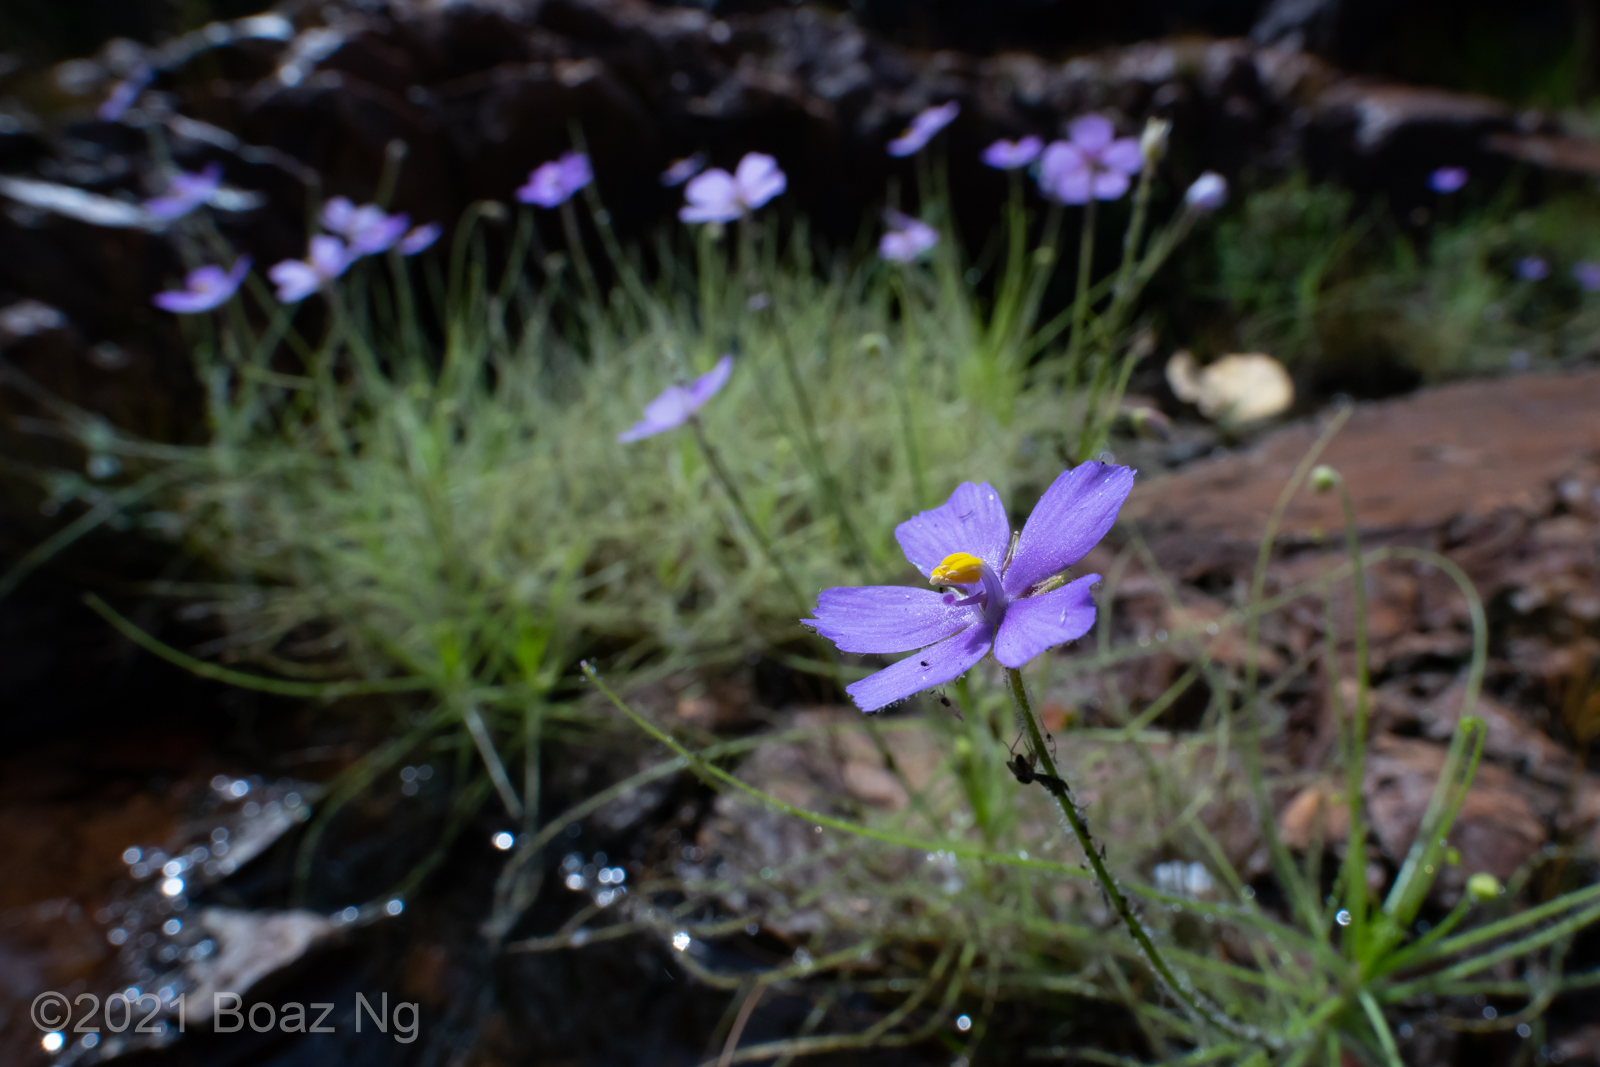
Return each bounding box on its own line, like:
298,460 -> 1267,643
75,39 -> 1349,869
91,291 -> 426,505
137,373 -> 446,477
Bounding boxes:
1075,157 -> 1158,460
886,278 -> 928,510
523,701 -> 543,836
1005,666 -> 1243,1039
1063,200 -> 1098,399
447,620 -> 522,816
767,309 -> 869,565
689,414 -> 809,611
1327,471 -> 1373,957
558,199 -> 603,313
582,661 -> 1101,876
1241,409 -> 1352,936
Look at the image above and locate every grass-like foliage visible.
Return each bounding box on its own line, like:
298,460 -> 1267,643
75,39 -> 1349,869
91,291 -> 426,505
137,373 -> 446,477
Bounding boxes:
4,148 -> 1598,1066
1198,174 -> 1600,383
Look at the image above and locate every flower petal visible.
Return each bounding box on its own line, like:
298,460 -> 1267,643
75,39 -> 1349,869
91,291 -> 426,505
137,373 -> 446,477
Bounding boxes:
734,153 -> 786,209
685,354 -> 734,408
321,196 -> 357,235
153,289 -> 215,314
399,223 -> 442,255
845,623 -> 992,713
185,265 -> 229,293
1051,169 -> 1093,204
617,415 -> 674,443
661,153 -> 706,187
350,212 -> 410,256
1069,114 -> 1114,151
802,585 -> 974,654
308,235 -> 350,278
558,151 -> 593,192
1101,137 -> 1143,175
680,169 -> 741,222
224,255 -> 252,288
630,385 -> 693,437
895,481 -> 1012,579
1092,169 -> 1131,201
1038,141 -> 1082,185
1004,462 -> 1134,594
268,260 -> 320,303
981,136 -> 1041,169
992,574 -> 1099,668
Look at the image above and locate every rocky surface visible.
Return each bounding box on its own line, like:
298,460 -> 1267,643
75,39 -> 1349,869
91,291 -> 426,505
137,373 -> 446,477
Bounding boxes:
700,366 -> 1600,974
1117,366 -> 1600,884
4,1 -> 1600,434
5,6 -> 1600,1064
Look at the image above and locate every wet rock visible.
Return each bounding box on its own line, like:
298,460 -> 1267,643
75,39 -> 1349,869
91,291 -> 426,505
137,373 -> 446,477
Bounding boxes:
183,908 -> 342,1025
1552,1024 -> 1600,1064
695,708 -> 951,939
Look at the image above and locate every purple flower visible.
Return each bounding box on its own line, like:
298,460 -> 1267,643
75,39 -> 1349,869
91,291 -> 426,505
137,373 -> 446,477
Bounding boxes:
1573,260 -> 1600,293
1184,171 -> 1228,213
1429,166 -> 1468,194
803,464 -> 1135,712
399,222 -> 442,256
516,151 -> 593,208
98,64 -> 152,122
1517,256 -> 1550,282
878,210 -> 939,263
321,196 -> 411,257
679,153 -> 787,224
1038,115 -> 1142,205
144,163 -> 223,220
660,153 -> 707,187
268,236 -> 352,304
981,136 -> 1043,170
618,355 -> 734,442
887,102 -> 960,158
152,256 -> 251,315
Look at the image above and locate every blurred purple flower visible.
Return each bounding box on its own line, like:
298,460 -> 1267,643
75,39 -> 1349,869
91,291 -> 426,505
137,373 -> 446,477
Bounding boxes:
802,464 -> 1134,712
1037,115 -> 1142,205
981,136 -> 1043,170
1517,256 -> 1550,282
1429,166 -> 1468,194
145,163 -> 222,220
1573,260 -> 1600,293
660,153 -> 707,187
399,222 -> 442,256
618,355 -> 734,442
269,236 -> 352,304
878,211 -> 939,263
98,64 -> 152,122
321,196 -> 411,257
516,151 -> 593,208
887,102 -> 960,158
1184,171 -> 1228,213
679,153 -> 786,224
152,256 -> 250,315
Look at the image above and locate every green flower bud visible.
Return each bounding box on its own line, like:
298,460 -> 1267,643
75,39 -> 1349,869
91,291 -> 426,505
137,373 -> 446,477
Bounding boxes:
1467,872 -> 1501,901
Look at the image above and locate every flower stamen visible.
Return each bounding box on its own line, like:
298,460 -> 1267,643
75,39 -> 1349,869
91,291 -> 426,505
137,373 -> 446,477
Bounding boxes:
930,552 -> 984,586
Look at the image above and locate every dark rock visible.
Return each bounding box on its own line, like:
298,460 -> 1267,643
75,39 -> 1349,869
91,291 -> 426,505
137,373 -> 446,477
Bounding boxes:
6,0 -> 1600,437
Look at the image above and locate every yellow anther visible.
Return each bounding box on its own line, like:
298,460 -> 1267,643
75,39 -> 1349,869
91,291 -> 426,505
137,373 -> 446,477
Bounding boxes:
930,552 -> 984,586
